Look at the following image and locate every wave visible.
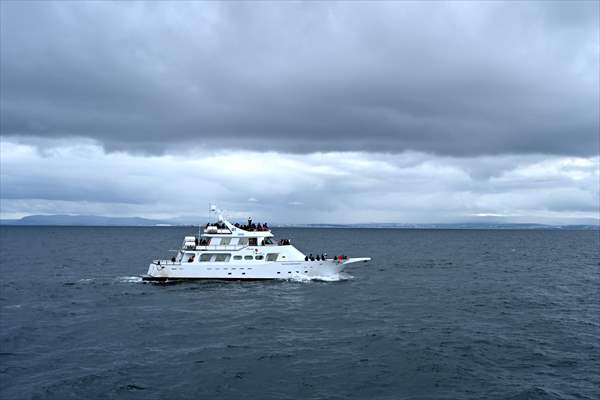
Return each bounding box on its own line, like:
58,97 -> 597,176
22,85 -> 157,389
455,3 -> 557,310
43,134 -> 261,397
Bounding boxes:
289,272 -> 353,282
115,276 -> 143,283
504,387 -> 564,400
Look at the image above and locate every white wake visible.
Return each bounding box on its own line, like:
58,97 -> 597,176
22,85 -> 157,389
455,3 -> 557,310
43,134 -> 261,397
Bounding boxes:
289,272 -> 353,282
116,276 -> 144,283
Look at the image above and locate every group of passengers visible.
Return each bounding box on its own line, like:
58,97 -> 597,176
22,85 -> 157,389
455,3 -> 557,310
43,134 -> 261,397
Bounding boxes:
195,237 -> 210,246
306,253 -> 326,261
205,222 -> 228,230
234,218 -> 269,232
304,254 -> 348,261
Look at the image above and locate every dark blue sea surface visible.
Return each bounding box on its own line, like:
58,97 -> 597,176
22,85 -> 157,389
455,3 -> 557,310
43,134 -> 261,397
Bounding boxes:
0,227 -> 598,400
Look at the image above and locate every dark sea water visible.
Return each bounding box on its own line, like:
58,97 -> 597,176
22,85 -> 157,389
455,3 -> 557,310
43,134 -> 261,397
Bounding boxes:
0,226 -> 598,400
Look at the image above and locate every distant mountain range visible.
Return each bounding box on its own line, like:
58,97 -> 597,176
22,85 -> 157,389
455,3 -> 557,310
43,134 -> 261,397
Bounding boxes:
0,214 -> 598,230
0,215 -> 173,226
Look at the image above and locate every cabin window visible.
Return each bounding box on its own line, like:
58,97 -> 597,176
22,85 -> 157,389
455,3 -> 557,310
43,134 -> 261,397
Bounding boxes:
238,238 -> 249,246
255,255 -> 264,260
249,238 -> 258,246
220,238 -> 231,246
233,255 -> 242,260
266,253 -> 278,262
185,253 -> 195,262
215,254 -> 231,262
244,255 -> 254,260
200,253 -> 214,262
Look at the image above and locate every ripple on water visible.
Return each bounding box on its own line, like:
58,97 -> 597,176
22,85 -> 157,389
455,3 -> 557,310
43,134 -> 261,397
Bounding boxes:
0,227 -> 597,400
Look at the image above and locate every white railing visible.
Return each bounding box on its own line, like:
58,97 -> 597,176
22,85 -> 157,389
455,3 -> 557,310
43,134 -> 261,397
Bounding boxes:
193,244 -> 248,251
203,228 -> 232,234
153,259 -> 181,266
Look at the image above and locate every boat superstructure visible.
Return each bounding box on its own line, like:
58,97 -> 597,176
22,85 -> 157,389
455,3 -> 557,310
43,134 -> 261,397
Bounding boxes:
143,207 -> 370,281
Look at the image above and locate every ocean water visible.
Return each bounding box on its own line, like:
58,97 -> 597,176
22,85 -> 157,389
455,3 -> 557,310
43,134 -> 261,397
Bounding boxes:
0,226 -> 598,400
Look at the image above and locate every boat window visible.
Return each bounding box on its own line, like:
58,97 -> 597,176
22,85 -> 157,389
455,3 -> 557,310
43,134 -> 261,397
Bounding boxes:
233,255 -> 242,260
215,253 -> 231,262
244,255 -> 253,260
255,255 -> 264,260
220,238 -> 231,246
266,253 -> 278,262
200,253 -> 214,262
238,238 -> 249,246
249,238 -> 258,246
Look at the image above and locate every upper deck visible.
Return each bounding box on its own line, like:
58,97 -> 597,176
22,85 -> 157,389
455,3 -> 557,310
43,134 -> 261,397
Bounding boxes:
201,217 -> 273,238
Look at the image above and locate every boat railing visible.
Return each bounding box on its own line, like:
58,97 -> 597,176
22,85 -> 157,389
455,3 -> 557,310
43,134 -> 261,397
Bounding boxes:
153,259 -> 181,266
203,228 -> 232,234
193,244 -> 248,251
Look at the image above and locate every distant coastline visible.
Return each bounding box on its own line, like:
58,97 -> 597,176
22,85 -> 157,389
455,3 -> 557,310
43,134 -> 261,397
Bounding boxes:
0,215 -> 597,230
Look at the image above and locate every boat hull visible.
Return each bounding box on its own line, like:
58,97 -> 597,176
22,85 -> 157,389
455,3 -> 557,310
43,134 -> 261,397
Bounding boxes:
143,258 -> 370,281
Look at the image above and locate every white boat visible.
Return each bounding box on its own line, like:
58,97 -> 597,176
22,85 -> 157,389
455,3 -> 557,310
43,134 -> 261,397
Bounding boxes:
142,207 -> 370,282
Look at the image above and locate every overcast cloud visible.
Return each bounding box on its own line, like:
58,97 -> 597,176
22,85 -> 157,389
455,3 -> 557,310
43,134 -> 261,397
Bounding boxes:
0,1 -> 598,223
1,1 -> 598,155
1,141 -> 597,224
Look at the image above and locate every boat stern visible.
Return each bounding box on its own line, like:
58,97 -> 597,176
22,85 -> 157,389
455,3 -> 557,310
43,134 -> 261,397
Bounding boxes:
143,260 -> 175,281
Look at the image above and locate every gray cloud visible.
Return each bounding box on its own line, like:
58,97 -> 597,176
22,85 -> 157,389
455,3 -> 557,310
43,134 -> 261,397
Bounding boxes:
1,1 -> 598,156
1,140 -> 597,224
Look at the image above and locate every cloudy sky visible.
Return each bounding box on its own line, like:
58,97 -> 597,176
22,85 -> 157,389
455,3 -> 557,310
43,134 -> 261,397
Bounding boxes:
1,1 -> 598,224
